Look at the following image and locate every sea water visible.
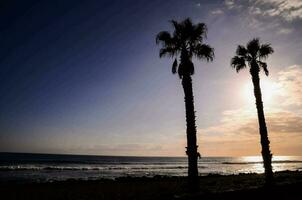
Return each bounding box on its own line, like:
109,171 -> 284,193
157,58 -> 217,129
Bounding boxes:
0,153 -> 301,182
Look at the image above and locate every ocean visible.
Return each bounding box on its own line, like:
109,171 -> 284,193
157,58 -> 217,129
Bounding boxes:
0,153 -> 301,183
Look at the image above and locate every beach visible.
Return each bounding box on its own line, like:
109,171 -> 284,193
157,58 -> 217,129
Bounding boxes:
1,171 -> 301,200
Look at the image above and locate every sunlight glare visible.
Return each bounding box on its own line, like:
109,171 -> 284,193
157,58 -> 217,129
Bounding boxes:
243,79 -> 279,106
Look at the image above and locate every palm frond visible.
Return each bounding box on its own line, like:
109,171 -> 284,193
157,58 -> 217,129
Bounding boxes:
156,31 -> 173,45
159,47 -> 177,58
188,23 -> 207,46
170,19 -> 182,39
194,44 -> 214,61
231,56 -> 246,72
183,18 -> 193,26
194,23 -> 207,39
247,38 -> 260,58
259,43 -> 274,59
170,19 -> 181,30
182,18 -> 194,40
258,61 -> 269,76
172,58 -> 178,74
236,45 -> 248,57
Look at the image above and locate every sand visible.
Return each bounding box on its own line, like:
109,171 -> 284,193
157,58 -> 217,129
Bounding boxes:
1,171 -> 301,200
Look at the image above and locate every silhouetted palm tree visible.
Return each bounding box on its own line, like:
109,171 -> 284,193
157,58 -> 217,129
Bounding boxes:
156,18 -> 214,189
231,38 -> 274,184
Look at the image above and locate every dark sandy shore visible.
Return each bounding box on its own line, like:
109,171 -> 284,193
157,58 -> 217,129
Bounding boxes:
1,171 -> 301,200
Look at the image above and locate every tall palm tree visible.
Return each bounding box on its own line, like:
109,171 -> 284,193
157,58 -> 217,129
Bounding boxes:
156,18 -> 214,189
231,38 -> 274,184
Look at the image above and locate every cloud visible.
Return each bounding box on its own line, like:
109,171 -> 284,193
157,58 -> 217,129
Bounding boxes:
211,9 -> 224,15
225,0 -> 238,9
277,28 -> 293,34
199,65 -> 302,156
277,65 -> 302,106
69,143 -> 164,155
223,0 -> 301,34
63,140 -> 187,156
254,0 -> 302,21
200,109 -> 302,156
224,0 -> 302,21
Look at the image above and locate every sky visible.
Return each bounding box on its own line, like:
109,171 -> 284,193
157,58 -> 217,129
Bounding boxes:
0,0 -> 301,156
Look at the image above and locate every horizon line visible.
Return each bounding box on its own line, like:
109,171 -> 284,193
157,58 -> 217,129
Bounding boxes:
1,151 -> 301,158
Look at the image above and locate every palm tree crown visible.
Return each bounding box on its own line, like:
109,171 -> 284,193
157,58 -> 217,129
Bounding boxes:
231,38 -> 274,75
156,18 -> 214,78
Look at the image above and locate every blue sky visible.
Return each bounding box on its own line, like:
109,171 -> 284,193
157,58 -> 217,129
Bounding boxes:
0,0 -> 301,156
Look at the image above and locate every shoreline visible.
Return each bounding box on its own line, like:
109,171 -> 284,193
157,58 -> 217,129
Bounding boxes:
1,170 -> 302,199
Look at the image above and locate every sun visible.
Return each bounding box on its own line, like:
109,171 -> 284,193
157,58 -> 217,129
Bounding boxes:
243,79 -> 278,106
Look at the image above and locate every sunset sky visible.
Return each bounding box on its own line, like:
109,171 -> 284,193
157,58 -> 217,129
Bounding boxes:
0,0 -> 301,156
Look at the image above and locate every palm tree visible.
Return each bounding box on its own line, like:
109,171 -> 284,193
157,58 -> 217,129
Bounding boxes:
231,38 -> 274,184
156,18 -> 214,189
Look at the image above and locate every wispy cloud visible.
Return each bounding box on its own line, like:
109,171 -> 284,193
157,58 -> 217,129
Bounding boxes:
225,0 -> 239,9
254,0 -> 302,21
224,0 -> 302,21
211,8 -> 224,15
200,109 -> 302,156
277,65 -> 302,106
278,28 -> 293,34
223,0 -> 301,34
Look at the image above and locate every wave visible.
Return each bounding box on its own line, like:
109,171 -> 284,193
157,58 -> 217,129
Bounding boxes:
222,160 -> 302,165
0,166 -> 99,171
0,165 -> 207,171
0,160 -> 189,166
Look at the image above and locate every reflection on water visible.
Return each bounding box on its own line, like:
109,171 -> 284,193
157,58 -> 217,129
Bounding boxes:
195,156 -> 302,175
242,155 -> 296,163
233,156 -> 300,174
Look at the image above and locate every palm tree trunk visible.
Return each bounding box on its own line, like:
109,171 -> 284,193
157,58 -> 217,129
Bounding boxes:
251,71 -> 273,184
182,74 -> 199,190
